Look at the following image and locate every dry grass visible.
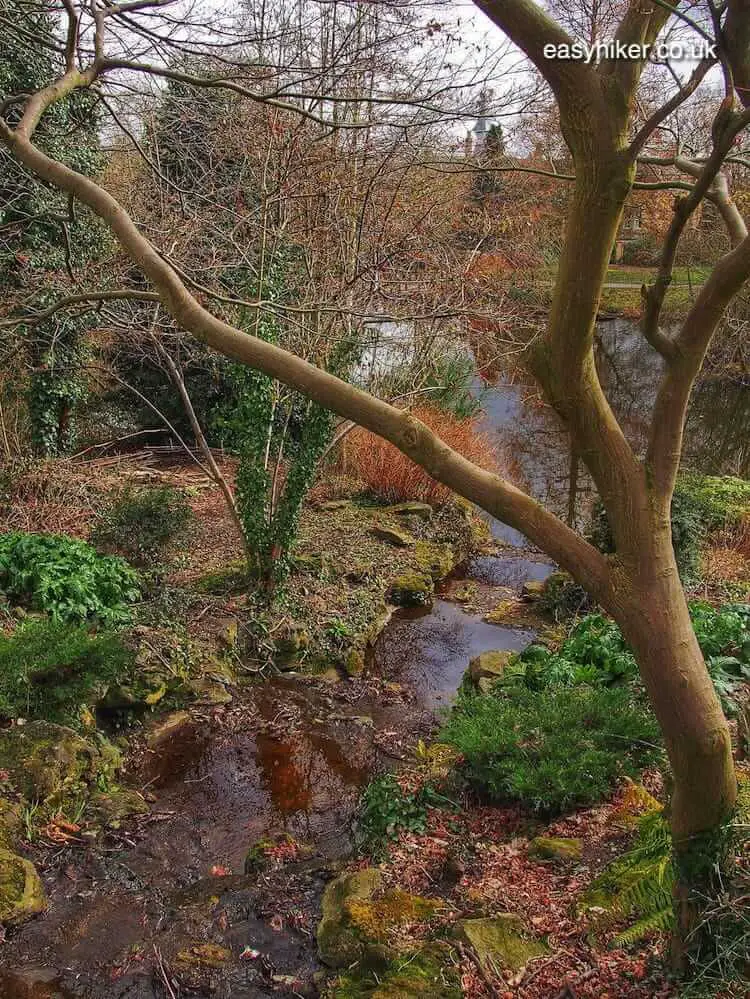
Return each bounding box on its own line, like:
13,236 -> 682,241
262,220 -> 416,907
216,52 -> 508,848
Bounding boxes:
334,404 -> 499,506
700,516 -> 750,587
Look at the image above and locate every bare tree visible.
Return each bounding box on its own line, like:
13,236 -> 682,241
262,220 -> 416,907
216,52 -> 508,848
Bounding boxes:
2,0 -> 750,952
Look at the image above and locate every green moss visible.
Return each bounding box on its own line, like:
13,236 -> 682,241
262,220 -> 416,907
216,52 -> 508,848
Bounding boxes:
331,944 -> 461,999
454,915 -> 549,974
0,848 -> 47,925
0,721 -> 120,807
0,797 -> 23,850
387,573 -> 434,608
414,541 -> 455,581
88,786 -> 149,829
529,836 -> 583,862
318,869 -> 441,971
192,560 -> 250,594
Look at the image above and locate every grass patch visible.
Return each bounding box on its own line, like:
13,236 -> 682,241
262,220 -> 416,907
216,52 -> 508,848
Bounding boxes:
0,618 -> 133,726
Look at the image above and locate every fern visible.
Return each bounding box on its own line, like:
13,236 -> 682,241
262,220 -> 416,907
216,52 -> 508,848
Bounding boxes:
587,809 -> 676,944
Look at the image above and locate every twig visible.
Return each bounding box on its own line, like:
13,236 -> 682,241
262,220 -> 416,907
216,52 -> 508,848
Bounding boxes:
457,942 -> 503,999
153,945 -> 178,999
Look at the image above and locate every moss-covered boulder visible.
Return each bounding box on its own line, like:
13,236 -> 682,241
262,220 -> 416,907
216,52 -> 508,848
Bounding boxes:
0,848 -> 47,925
414,541 -> 455,581
372,525 -> 416,548
454,915 -> 549,975
463,650 -> 513,693
318,869 -> 386,968
0,797 -> 23,850
0,721 -> 120,805
387,573 -> 434,608
529,836 -> 583,862
317,869 -> 441,970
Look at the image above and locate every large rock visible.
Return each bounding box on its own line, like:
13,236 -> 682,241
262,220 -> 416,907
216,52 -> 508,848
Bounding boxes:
464,650 -> 514,693
0,722 -> 120,805
372,525 -> 416,548
454,915 -> 549,975
317,869 -> 441,970
521,579 -> 546,602
0,848 -> 47,925
89,787 -> 149,829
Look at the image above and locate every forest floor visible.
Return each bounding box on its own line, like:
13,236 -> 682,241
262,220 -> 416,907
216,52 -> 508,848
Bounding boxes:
0,454 -> 748,998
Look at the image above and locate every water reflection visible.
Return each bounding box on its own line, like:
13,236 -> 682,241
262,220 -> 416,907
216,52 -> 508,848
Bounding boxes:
474,318 -> 750,541
374,599 -> 536,710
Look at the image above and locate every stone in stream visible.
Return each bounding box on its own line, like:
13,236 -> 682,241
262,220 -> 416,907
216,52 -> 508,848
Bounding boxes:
0,848 -> 47,926
463,650 -> 514,694
454,915 -> 549,974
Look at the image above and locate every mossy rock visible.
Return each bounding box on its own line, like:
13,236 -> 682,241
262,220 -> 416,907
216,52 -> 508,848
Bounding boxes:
89,786 -> 149,829
274,620 -> 310,662
0,797 -> 23,850
188,677 -> 233,705
319,500 -> 353,511
100,674 -> 168,711
176,942 -> 232,968
318,868 -> 386,968
372,526 -> 416,548
454,915 -> 549,974
363,603 -> 392,646
414,541 -> 455,581
0,848 -> 47,925
193,560 -> 249,594
0,722 -> 119,805
344,649 -> 366,676
529,836 -> 583,862
387,573 -> 434,608
386,502 -> 433,521
521,580 -> 546,602
146,710 -> 192,748
484,600 -> 519,624
318,869 -> 440,970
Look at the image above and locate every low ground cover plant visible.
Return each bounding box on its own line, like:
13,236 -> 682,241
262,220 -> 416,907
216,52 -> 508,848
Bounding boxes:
440,683 -> 661,815
91,485 -> 193,565
0,531 -> 140,623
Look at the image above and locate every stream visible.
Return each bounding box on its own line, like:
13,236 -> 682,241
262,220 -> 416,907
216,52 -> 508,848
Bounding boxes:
1,320 -> 748,998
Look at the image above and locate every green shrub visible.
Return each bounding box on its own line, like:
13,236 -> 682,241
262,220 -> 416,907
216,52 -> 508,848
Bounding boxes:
356,774 -> 429,858
0,532 -> 139,623
440,684 -> 661,815
589,474 -> 750,583
0,618 -> 133,725
91,485 -> 193,565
